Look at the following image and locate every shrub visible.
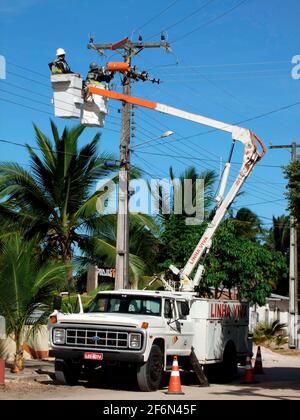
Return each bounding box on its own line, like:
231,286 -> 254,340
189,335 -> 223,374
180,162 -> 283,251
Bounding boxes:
253,320 -> 287,347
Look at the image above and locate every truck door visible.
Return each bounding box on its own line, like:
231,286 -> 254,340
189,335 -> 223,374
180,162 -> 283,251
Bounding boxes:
163,298 -> 180,355
176,300 -> 194,355
163,299 -> 193,357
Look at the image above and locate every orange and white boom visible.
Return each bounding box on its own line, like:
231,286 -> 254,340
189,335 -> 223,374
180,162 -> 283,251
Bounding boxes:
88,86 -> 266,291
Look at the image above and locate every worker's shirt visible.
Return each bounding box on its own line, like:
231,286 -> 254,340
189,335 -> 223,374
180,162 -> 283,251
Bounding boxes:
86,70 -> 113,85
50,58 -> 73,74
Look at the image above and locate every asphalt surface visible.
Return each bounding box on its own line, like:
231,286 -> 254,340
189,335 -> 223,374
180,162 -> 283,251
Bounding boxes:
1,347 -> 300,400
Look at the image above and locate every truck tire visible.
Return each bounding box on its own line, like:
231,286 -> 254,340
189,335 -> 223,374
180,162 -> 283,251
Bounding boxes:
55,359 -> 81,386
137,344 -> 163,392
222,342 -> 237,381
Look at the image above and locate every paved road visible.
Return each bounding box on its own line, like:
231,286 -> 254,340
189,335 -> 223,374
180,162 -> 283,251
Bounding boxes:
1,347 -> 300,400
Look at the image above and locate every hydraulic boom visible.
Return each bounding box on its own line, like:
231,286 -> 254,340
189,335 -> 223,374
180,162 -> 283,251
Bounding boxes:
88,85 -> 266,291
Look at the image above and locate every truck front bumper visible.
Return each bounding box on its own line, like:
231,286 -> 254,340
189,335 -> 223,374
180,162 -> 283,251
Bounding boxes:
50,348 -> 144,364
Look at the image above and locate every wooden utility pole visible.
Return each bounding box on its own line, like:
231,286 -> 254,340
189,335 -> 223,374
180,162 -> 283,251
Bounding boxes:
270,143 -> 300,349
88,37 -> 170,290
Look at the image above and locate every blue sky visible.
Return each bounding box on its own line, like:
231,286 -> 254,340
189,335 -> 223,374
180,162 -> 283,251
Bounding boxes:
0,0 -> 299,229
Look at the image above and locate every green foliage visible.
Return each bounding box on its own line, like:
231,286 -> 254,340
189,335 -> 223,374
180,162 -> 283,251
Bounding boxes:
0,121 -> 154,287
81,213 -> 160,286
233,207 -> 263,241
158,210 -> 288,305
266,215 -> 289,295
203,220 -> 288,305
273,334 -> 288,348
0,122 -> 116,282
283,158 -> 300,221
0,234 -> 66,367
158,215 -> 205,270
253,320 -> 288,347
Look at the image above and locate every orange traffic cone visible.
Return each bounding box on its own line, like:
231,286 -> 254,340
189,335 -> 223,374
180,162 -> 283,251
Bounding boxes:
166,356 -> 184,395
242,355 -> 257,384
254,346 -> 264,374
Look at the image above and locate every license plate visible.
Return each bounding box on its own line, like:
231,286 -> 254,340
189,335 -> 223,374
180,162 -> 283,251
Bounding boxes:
84,352 -> 103,361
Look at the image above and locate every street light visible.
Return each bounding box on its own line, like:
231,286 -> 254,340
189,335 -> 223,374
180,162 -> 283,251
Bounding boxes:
132,131 -> 174,150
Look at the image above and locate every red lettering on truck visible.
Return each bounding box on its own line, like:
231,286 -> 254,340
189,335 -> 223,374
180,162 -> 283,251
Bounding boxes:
210,303 -> 247,320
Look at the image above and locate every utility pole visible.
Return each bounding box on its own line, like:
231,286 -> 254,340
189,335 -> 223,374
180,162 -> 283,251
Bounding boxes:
88,37 -> 170,290
270,143 -> 300,348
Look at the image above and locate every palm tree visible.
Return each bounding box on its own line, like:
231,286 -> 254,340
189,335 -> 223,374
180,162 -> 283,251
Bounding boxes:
154,166 -> 217,271
0,121 -> 117,287
80,213 -> 160,289
0,234 -> 66,372
268,215 -> 290,254
233,207 -> 263,241
160,166 -> 216,222
267,215 -> 290,296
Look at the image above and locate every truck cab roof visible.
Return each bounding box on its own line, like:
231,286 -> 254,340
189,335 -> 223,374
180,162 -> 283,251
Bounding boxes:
96,289 -> 195,300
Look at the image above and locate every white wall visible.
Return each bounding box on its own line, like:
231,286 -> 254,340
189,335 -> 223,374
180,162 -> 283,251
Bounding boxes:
250,298 -> 289,332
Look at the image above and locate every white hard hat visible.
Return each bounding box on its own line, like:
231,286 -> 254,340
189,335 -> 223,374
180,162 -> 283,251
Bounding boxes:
56,48 -> 66,56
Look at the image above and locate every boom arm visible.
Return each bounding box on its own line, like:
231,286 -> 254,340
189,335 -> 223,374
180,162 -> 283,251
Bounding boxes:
88,86 -> 266,291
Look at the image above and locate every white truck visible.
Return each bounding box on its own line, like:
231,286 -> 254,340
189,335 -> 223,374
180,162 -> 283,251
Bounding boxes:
50,290 -> 249,391
49,71 -> 265,390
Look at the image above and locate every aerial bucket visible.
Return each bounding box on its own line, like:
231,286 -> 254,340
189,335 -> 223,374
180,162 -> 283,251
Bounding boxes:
51,74 -> 83,118
80,83 -> 108,127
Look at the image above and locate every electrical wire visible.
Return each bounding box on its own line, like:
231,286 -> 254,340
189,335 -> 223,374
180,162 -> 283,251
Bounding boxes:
134,0 -> 181,32
0,98 -> 120,136
132,110 -> 285,200
146,60 -> 291,71
1,60 -> 291,200
172,0 -> 250,44
147,0 -> 216,40
0,87 -> 121,128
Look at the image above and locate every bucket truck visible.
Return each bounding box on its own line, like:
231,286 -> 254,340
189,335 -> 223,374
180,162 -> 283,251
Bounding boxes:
49,71 -> 266,391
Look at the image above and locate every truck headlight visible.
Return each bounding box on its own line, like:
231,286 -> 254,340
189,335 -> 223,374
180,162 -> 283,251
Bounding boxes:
129,333 -> 142,349
53,328 -> 66,345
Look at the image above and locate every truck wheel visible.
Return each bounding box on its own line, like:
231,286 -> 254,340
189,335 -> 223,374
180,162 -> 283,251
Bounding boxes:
222,342 -> 237,381
55,359 -> 81,386
137,344 -> 163,392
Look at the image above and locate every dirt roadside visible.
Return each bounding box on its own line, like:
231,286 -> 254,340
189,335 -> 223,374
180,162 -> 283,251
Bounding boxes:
1,346 -> 299,400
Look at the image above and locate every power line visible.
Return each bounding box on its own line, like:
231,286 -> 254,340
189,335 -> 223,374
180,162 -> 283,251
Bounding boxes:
135,0 -> 181,32
140,100 -> 300,145
0,135 -> 119,159
158,68 -> 290,77
1,80 -> 120,120
172,0 -> 250,44
131,150 -> 284,169
7,60 -> 49,79
7,70 -> 51,89
7,60 -> 298,150
1,60 -> 291,199
132,111 -> 285,200
0,87 -> 120,128
146,60 -> 290,71
162,74 -> 288,82
147,0 -> 216,39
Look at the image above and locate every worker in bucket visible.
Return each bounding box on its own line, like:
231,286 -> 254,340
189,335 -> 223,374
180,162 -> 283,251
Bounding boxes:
49,48 -> 74,74
85,62 -> 114,85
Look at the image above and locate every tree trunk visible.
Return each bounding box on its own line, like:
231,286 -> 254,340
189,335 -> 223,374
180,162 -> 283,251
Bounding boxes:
130,278 -> 139,290
11,332 -> 24,373
87,265 -> 99,293
64,253 -> 74,290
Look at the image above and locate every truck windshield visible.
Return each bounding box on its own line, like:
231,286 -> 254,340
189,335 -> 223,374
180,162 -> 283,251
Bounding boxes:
88,294 -> 161,316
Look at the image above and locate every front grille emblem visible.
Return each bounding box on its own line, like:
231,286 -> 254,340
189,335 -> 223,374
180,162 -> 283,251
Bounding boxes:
91,336 -> 101,342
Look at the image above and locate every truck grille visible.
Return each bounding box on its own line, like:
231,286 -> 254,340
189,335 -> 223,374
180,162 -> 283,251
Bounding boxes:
64,328 -> 129,349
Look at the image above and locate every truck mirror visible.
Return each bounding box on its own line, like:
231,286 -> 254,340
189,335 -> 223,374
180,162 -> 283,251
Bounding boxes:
53,295 -> 62,311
